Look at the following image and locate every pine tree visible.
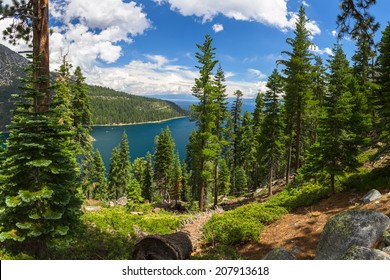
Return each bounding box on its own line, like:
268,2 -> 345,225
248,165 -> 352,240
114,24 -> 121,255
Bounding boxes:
218,159 -> 231,196
231,89 -> 243,193
316,45 -> 359,194
211,64 -> 228,206
154,127 -> 175,202
90,149 -> 108,201
260,69 -> 285,196
252,92 -> 265,189
142,152 -> 154,202
127,179 -> 143,204
180,160 -> 190,202
280,5 -> 313,181
108,147 -> 122,201
172,152 -> 183,207
188,34 -> 219,211
377,23 -> 390,141
0,59 -> 81,258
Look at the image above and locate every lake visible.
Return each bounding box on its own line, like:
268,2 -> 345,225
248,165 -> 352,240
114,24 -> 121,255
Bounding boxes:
90,117 -> 196,169
91,99 -> 256,169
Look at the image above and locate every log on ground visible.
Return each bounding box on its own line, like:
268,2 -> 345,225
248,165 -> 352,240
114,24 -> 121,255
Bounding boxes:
133,231 -> 193,260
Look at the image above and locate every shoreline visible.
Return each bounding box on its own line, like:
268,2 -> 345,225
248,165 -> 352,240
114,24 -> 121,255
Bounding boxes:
92,115 -> 189,127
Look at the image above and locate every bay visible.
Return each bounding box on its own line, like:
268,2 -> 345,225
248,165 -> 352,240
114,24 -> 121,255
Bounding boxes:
90,117 -> 196,169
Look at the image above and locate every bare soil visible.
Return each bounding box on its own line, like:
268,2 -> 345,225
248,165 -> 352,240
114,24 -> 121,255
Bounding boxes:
238,189 -> 390,259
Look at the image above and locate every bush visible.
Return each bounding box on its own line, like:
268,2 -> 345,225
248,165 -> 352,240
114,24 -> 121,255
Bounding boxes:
203,203 -> 287,245
343,165 -> 390,192
203,183 -> 329,246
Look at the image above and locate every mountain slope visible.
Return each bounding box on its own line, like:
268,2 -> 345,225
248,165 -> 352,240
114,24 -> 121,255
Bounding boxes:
0,44 -> 187,131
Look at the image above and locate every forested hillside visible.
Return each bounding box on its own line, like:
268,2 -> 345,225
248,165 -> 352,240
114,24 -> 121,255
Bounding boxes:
88,86 -> 187,125
0,45 -> 187,131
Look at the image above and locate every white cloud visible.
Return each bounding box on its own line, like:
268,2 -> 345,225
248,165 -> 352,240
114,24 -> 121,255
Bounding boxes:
48,0 -> 151,69
331,30 -> 337,37
156,0 -> 321,35
310,45 -> 333,56
248,68 -> 267,80
212,23 -> 224,33
301,1 -> 310,7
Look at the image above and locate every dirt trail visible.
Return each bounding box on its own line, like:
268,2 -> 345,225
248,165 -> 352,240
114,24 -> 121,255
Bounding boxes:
238,190 -> 390,259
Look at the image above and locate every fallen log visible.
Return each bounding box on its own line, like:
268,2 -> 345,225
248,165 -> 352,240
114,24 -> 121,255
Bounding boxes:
133,231 -> 193,260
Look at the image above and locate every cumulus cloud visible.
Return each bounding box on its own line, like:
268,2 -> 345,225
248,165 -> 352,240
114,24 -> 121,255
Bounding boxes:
212,23 -> 224,33
331,30 -> 338,37
48,0 -> 151,69
155,0 -> 321,35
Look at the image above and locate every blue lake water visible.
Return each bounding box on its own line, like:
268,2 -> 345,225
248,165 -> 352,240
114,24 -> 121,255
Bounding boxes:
90,117 -> 196,169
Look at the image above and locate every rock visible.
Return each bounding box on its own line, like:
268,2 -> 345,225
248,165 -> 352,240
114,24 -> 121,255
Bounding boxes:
82,205 -> 102,212
292,246 -> 301,254
382,246 -> 390,254
263,247 -> 296,260
342,246 -> 390,260
152,207 -> 161,213
315,210 -> 390,260
130,212 -> 144,215
382,231 -> 390,246
361,189 -> 382,204
116,197 -> 128,206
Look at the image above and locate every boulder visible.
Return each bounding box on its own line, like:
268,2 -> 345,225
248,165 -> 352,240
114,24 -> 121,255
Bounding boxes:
342,246 -> 390,260
382,246 -> 390,254
315,210 -> 390,260
116,197 -> 128,206
263,247 -> 296,260
361,189 -> 382,204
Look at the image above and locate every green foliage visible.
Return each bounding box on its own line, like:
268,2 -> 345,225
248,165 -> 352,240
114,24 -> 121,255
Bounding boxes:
342,165 -> 390,192
204,182 -> 328,245
0,58 -> 82,258
203,203 -> 287,245
88,86 -> 187,125
90,149 -> 108,201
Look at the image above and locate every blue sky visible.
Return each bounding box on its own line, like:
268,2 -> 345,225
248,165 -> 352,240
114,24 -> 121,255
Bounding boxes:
1,0 -> 390,98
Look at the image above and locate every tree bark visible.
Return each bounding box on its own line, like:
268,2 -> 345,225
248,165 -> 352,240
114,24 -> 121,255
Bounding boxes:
133,231 -> 193,260
213,158 -> 219,207
32,0 -> 50,112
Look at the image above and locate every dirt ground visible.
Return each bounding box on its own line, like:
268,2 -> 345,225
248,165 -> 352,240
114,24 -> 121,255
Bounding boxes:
238,189 -> 390,259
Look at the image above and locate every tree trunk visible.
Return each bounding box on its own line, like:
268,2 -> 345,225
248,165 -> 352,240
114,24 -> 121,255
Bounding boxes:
268,165 -> 273,196
330,173 -> 335,195
286,134 -> 292,184
133,232 -> 193,260
295,105 -> 302,172
213,158 -> 219,207
32,0 -> 50,112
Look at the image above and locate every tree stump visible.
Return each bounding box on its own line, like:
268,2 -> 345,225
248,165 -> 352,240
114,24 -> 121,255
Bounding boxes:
133,231 -> 193,260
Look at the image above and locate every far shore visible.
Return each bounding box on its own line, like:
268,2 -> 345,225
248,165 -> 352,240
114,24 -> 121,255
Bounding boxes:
92,115 -> 189,127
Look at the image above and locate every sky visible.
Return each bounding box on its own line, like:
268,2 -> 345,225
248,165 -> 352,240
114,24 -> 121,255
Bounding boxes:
1,0 -> 390,99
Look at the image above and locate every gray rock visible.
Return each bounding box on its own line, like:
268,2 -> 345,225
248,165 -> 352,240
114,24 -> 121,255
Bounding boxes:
382,246 -> 390,254
116,196 -> 128,206
361,189 -> 382,204
342,246 -> 390,260
315,210 -> 390,260
263,247 -> 296,260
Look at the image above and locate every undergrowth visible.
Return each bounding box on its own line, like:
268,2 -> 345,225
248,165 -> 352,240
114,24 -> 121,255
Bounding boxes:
203,183 -> 329,246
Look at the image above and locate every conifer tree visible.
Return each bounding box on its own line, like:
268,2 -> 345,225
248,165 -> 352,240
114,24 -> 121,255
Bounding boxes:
142,152 -> 154,202
154,127 -> 175,202
230,89 -> 243,193
0,59 -> 81,258
107,132 -> 131,201
377,23 -> 390,141
211,64 -> 228,206
127,178 -> 143,204
260,69 -> 285,196
252,92 -> 265,188
180,160 -> 190,202
90,149 -> 108,201
172,152 -> 183,207
280,5 -> 313,181
188,34 -> 219,211
218,159 -> 231,196
132,157 -> 147,190
314,45 -> 359,194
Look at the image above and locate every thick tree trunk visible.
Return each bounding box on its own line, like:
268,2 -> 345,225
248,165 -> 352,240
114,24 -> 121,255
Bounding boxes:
32,0 -> 50,112
286,134 -> 292,184
295,105 -> 302,171
268,165 -> 273,196
133,232 -> 193,260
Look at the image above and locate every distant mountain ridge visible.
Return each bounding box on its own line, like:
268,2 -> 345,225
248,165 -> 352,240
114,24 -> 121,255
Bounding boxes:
0,44 -> 187,131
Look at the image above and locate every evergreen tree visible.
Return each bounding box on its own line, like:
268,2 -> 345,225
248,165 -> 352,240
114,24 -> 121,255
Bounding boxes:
107,147 -> 122,201
218,159 -> 231,196
377,23 -> 390,141
132,157 -> 147,190
172,152 -> 183,207
280,5 -> 313,181
252,92 -> 265,189
142,152 -> 154,202
154,127 -> 175,202
260,69 -> 285,196
127,179 -> 143,204
188,34 -> 219,211
0,59 -> 81,258
180,160 -> 190,202
313,45 -> 359,194
230,89 -> 243,193
90,149 -> 108,201
211,64 -> 228,206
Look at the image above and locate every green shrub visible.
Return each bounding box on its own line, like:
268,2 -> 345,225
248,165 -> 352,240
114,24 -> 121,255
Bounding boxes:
203,183 -> 329,246
343,165 -> 390,191
203,203 -> 286,245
